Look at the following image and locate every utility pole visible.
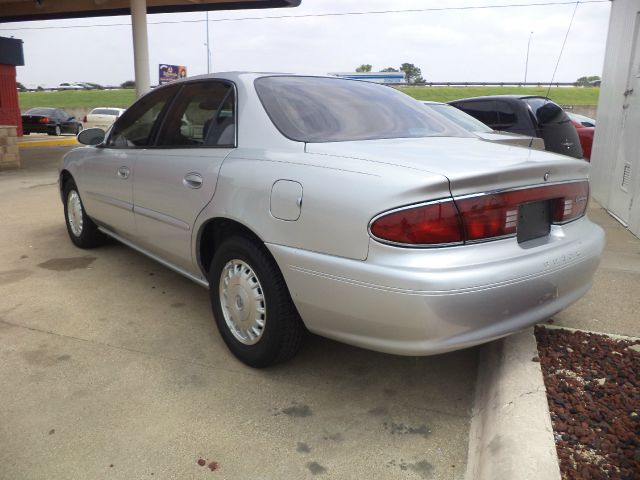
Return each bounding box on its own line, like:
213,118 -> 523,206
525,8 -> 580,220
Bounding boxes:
206,11 -> 211,74
524,31 -> 533,84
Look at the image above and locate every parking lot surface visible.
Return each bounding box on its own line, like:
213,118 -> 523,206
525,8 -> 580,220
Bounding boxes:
0,147 -> 475,479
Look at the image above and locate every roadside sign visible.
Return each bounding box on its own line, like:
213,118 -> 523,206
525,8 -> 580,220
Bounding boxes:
159,64 -> 187,85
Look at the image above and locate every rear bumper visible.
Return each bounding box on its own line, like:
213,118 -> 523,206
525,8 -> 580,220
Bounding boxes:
23,124 -> 53,134
268,216 -> 605,356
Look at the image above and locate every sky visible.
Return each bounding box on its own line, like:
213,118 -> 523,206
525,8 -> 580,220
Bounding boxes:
0,0 -> 611,88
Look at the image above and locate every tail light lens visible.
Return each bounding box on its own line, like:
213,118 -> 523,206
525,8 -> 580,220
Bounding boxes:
370,181 -> 589,246
370,200 -> 463,245
38,117 -> 49,124
83,115 -> 88,122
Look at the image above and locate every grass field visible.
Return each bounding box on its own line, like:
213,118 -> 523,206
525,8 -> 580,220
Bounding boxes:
399,86 -> 600,105
18,86 -> 600,111
19,89 -> 137,110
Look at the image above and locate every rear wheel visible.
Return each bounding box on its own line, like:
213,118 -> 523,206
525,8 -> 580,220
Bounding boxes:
63,179 -> 107,248
209,236 -> 304,367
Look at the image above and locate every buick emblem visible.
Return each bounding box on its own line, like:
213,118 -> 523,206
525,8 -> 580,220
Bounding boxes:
544,172 -> 550,182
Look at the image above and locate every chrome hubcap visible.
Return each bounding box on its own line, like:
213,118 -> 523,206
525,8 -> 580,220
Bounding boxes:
219,259 -> 266,345
67,190 -> 83,237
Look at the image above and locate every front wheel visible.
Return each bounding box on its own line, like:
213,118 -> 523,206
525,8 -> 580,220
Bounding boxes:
63,180 -> 107,248
209,236 -> 304,367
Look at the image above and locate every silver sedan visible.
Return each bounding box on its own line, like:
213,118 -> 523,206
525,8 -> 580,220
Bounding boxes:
60,73 -> 605,367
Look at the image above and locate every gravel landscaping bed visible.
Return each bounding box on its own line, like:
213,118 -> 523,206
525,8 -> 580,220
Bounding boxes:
535,326 -> 640,480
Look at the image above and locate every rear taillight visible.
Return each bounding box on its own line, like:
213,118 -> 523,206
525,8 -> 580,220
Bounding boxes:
38,117 -> 49,124
370,200 -> 463,246
370,181 -> 589,246
83,115 -> 87,122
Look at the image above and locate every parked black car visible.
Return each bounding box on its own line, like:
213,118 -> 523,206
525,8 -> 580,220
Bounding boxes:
449,95 -> 583,159
22,108 -> 83,136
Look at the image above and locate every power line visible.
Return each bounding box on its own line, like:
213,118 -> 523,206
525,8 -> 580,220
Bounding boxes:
546,1 -> 580,98
0,0 -> 608,32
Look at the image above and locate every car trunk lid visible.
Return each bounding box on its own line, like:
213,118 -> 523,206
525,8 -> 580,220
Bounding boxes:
305,136 -> 589,197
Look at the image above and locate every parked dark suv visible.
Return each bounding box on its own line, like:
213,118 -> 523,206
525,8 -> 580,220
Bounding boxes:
449,95 -> 583,159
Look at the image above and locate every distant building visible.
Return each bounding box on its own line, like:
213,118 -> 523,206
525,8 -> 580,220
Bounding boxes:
590,0 -> 640,238
328,72 -> 406,84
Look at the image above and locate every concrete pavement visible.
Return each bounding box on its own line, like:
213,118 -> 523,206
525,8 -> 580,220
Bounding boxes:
0,147 -> 474,479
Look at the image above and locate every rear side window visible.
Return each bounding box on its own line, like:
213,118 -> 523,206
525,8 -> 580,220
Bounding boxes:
255,76 -> 466,143
156,81 -> 236,148
25,108 -> 54,116
495,101 -> 518,129
459,100 -> 499,127
108,86 -> 177,147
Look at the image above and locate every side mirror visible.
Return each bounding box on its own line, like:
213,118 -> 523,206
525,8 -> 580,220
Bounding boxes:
78,128 -> 105,146
68,116 -> 75,120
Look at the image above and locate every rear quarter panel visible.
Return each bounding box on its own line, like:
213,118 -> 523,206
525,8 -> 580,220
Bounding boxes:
193,147 -> 451,262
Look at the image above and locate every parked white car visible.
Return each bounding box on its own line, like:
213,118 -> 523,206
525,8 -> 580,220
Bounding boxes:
83,107 -> 125,131
61,73 -> 604,367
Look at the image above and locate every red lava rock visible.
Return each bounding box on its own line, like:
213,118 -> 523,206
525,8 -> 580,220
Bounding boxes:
197,459 -> 206,467
207,461 -> 220,472
535,326 -> 640,480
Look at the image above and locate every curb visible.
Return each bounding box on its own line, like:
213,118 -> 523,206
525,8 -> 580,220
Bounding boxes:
465,328 -> 561,480
18,137 -> 78,148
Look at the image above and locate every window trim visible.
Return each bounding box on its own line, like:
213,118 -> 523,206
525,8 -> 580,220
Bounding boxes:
149,79 -> 238,150
103,83 -> 181,149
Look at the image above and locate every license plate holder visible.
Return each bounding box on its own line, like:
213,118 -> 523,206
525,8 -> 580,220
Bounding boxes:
517,200 -> 551,243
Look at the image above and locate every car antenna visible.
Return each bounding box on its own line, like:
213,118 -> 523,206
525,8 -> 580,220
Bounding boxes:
528,1 -> 580,148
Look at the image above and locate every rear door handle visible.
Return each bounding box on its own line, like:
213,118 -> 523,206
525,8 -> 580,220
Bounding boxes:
183,172 -> 203,189
117,166 -> 130,179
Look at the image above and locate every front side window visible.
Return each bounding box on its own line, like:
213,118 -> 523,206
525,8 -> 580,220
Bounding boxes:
255,76 -> 467,143
156,81 -> 236,148
107,86 -> 177,147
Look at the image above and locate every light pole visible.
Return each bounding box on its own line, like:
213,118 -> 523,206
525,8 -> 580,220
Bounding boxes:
524,31 -> 533,84
205,11 -> 211,73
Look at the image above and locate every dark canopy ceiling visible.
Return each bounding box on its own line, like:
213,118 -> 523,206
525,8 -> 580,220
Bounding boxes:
0,0 -> 300,23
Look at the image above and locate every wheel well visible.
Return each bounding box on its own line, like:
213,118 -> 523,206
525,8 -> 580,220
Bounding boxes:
198,218 -> 264,275
60,170 -> 73,195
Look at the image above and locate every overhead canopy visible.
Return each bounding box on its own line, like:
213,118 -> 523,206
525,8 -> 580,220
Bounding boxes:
0,0 -> 300,22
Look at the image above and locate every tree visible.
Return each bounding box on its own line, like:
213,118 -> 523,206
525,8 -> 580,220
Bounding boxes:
381,67 -> 399,72
575,75 -> 601,87
400,63 -> 424,84
16,81 -> 27,92
355,64 -> 372,73
120,80 -> 136,89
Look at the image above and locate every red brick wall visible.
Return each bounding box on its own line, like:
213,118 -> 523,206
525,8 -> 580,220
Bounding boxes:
0,64 -> 22,136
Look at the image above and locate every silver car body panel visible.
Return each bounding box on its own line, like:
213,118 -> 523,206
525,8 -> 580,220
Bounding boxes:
60,72 -> 605,356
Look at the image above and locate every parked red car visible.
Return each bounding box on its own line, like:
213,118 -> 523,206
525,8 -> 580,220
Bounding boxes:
567,112 -> 595,161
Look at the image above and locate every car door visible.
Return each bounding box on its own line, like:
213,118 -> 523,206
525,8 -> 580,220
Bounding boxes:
57,109 -> 74,133
132,80 -> 236,272
79,85 -> 179,240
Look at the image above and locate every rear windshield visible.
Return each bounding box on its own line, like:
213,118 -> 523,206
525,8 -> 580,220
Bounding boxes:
254,76 -> 468,143
426,103 -> 493,133
91,108 -> 121,116
25,108 -> 54,115
524,98 -> 569,125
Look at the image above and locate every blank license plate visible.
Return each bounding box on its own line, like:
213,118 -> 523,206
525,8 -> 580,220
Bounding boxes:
517,201 -> 551,243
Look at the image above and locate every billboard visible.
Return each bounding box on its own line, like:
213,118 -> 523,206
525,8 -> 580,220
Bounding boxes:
159,64 -> 187,85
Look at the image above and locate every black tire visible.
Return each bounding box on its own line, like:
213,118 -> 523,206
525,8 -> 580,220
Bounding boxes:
209,235 -> 304,367
63,179 -> 107,249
